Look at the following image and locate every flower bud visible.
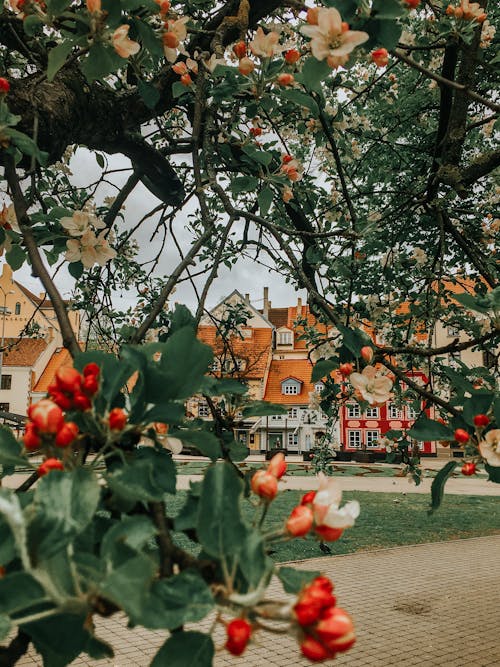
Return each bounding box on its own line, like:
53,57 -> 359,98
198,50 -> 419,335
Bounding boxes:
360,345 -> 374,363
172,62 -> 188,75
461,462 -> 477,476
180,73 -> 193,86
238,57 -> 255,76
0,78 -> 10,94
38,458 -> 64,477
454,428 -> 470,444
55,421 -> 79,448
83,362 -> 100,378
72,393 -> 92,411
301,490 -> 316,505
267,451 -> 287,479
301,635 -> 331,662
277,73 -> 294,86
287,505 -> 314,536
306,7 -> 319,25
50,390 -> 73,411
55,367 -> 82,394
232,41 -> 247,59
473,414 -> 490,428
109,407 -> 128,431
250,126 -> 262,136
163,31 -> 179,48
316,606 -> 356,653
339,362 -> 353,376
314,525 -> 344,542
23,423 -> 41,451
225,618 -> 252,656
251,470 -> 278,500
82,374 -> 99,397
28,399 -> 64,434
284,49 -> 300,64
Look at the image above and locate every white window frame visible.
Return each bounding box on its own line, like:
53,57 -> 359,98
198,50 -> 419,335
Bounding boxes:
270,414 -> 282,421
365,407 -> 379,418
347,403 -> 361,418
406,406 -> 418,420
277,330 -> 293,346
288,407 -> 298,419
198,401 -> 210,418
283,383 -> 299,395
348,430 -> 362,448
388,404 -> 402,419
365,430 -> 380,448
314,382 -> 325,394
287,432 -> 299,448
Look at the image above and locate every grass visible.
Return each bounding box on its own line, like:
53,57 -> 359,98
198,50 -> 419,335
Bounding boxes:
168,489 -> 500,563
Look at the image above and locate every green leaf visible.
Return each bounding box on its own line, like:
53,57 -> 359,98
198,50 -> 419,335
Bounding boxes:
47,41 -> 73,81
5,243 -> 27,270
338,324 -> 370,356
370,19 -> 403,50
106,447 -> 176,502
462,392 -> 494,426
4,129 -> 48,165
227,438 -> 249,462
68,260 -> 84,279
242,401 -> 287,418
0,572 -> 45,615
23,613 -> 91,667
197,462 -> 247,559
454,292 -> 491,314
428,461 -> 458,514
137,79 -> 161,110
0,425 -> 27,468
99,554 -> 156,621
230,176 -> 260,195
101,516 -> 157,565
485,463 -> 500,484
279,89 -> 319,116
242,144 -> 273,167
141,571 -> 214,630
170,428 -> 222,461
258,186 -> 274,216
408,416 -> 455,442
0,489 -> 27,566
239,533 -> 271,589
278,567 -> 321,594
311,359 -> 337,382
27,468 -> 100,561
372,0 -> 405,19
172,80 -> 189,98
493,396 -> 500,426
211,378 -> 248,396
46,0 -> 71,14
142,403 -> 186,425
152,631 -> 214,667
0,518 -> 16,564
23,14 -> 43,36
0,614 -> 11,642
299,57 -> 332,92
134,18 -> 163,58
80,43 -> 124,83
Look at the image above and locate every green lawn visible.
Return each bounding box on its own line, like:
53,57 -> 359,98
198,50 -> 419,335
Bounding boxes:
168,490 -> 500,563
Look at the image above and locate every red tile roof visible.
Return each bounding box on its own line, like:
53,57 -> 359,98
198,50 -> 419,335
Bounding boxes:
197,327 -> 272,379
263,359 -> 316,404
2,338 -> 48,366
33,347 -> 72,392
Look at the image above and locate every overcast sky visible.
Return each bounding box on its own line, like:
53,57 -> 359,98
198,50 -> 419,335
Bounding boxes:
5,149 -> 307,315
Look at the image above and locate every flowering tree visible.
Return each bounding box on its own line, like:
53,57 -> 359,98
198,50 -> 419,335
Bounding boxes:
0,0 -> 498,664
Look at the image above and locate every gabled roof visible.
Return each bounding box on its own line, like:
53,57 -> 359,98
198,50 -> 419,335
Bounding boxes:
14,281 -> 72,308
204,290 -> 273,328
264,359 -> 315,404
197,326 -> 273,379
33,347 -> 72,392
2,338 -> 48,366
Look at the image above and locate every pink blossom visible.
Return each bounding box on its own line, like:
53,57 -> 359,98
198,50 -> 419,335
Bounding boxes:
313,473 -> 360,539
249,27 -> 281,58
349,365 -> 393,406
301,7 -> 369,69
479,429 -> 500,467
162,17 -> 189,63
112,25 -> 140,59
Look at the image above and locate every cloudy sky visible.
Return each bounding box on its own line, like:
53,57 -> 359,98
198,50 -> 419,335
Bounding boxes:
5,149 -> 307,316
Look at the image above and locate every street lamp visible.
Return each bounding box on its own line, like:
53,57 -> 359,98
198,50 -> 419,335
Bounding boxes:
0,286 -> 14,390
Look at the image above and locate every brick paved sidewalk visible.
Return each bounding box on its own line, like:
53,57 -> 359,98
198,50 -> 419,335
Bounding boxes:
16,535 -> 500,667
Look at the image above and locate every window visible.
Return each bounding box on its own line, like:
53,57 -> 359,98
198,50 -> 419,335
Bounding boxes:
348,430 -> 362,448
15,302 -> 21,315
0,403 -> 10,412
366,430 -> 380,448
365,407 -> 379,418
0,375 -> 11,390
287,432 -> 298,448
198,401 -> 209,417
447,324 -> 459,337
388,404 -> 403,419
288,407 -> 298,419
314,382 -> 325,394
237,431 -> 247,444
271,414 -> 282,421
283,383 -> 299,395
406,406 -> 418,420
210,359 -> 219,372
277,330 -> 293,346
347,403 -> 360,418
222,358 -> 245,373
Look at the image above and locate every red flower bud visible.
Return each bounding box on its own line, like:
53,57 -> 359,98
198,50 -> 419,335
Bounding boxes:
287,505 -> 314,536
0,566 -> 5,578
55,367 -> 82,394
339,363 -> 353,376
238,57 -> 255,76
55,421 -> 79,448
23,423 -> 41,451
250,470 -> 278,500
72,393 -> 92,411
461,462 -> 477,476
404,0 -> 420,8
50,390 -> 73,411
83,362 -> 100,378
360,346 -> 374,363
473,414 -> 490,427
225,618 -> 252,656
454,428 -> 470,444
282,154 -> 294,164
371,48 -> 389,67
301,490 -> 316,505
300,635 -> 332,662
284,48 -> 300,64
82,374 -> 99,397
0,78 -> 10,94
249,126 -> 262,136
316,606 -> 356,653
277,73 -> 294,86
267,452 -> 287,479
28,399 -> 64,434
180,73 -> 193,86
109,407 -> 127,431
232,41 -> 247,59
38,458 -> 64,477
314,525 -> 344,542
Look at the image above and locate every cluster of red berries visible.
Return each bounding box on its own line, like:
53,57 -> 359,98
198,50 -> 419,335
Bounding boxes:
24,399 -> 79,453
294,576 -> 355,662
48,363 -> 100,412
225,618 -> 252,656
250,452 -> 287,500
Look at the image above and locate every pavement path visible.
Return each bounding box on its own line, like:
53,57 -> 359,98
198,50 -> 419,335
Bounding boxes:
15,535 -> 500,666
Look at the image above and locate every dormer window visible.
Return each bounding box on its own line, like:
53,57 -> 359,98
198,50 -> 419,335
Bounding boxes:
314,382 -> 325,394
281,377 -> 302,395
277,328 -> 293,346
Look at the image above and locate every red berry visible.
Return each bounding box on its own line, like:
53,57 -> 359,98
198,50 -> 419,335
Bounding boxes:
28,399 -> 64,434
82,374 -> 99,397
461,462 -> 477,476
55,367 -> 82,394
23,423 -> 41,451
282,154 -> 294,164
50,390 -> 73,411
109,407 -> 127,431
0,78 -> 10,94
371,48 -> 389,67
473,414 -> 490,427
225,618 -> 252,656
38,458 -> 64,477
55,421 -> 79,448
83,362 -> 100,378
72,393 -> 92,411
454,428 -> 470,443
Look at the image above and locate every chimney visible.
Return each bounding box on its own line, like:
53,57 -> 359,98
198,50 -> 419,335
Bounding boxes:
263,287 -> 269,318
245,293 -> 250,304
297,297 -> 302,317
